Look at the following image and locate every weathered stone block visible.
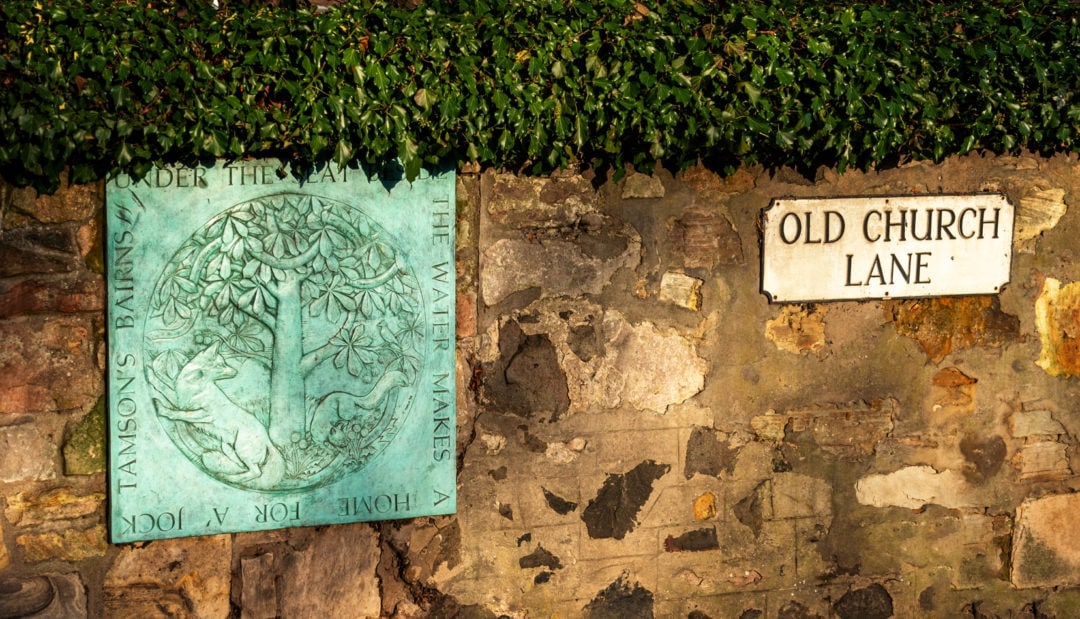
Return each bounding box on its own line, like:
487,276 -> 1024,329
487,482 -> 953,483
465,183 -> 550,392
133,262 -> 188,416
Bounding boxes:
16,525 -> 106,562
621,172 -> 665,199
0,419 -> 60,482
279,524 -> 382,618
678,166 -> 756,195
5,487 -> 104,526
1015,187 -> 1066,242
62,396 -> 106,475
491,299 -> 707,415
1011,441 -> 1071,482
106,534 -> 232,618
6,173 -> 103,226
886,296 -> 1018,363
0,314 -> 102,415
486,172 -> 601,229
765,305 -> 826,354
241,552 -> 278,619
0,226 -> 81,277
0,273 -> 104,318
1012,493 -> 1080,588
659,271 -> 703,311
0,573 -> 87,619
480,226 -> 641,306
1035,277 -> 1080,377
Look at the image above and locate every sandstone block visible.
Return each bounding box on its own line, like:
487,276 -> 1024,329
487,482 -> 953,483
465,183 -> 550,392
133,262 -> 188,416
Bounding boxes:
1035,277 -> 1080,377
0,225 -> 81,277
279,524 -> 381,618
5,487 -> 104,526
621,172 -> 665,199
1012,493 -> 1080,588
886,296 -> 1018,363
16,525 -> 106,562
1011,441 -> 1071,482
659,271 -> 703,311
106,534 -> 232,618
0,419 -> 59,482
1015,187 -> 1066,242
765,306 -> 825,354
0,273 -> 104,319
6,173 -> 103,226
241,552 -> 278,619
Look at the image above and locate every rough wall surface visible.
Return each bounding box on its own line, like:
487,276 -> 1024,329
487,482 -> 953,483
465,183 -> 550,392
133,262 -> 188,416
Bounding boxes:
4,154 -> 1080,617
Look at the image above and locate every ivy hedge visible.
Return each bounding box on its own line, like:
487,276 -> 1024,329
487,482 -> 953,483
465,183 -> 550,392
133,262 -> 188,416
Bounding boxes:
2,0 -> 1080,193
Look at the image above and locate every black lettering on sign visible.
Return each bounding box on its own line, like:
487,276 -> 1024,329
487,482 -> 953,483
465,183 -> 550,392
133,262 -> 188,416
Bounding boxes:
205,507 -> 230,527
432,197 -> 451,245
337,493 -> 415,516
434,489 -> 451,507
845,252 -> 932,287
254,502 -> 300,523
120,507 -> 184,535
115,354 -> 138,491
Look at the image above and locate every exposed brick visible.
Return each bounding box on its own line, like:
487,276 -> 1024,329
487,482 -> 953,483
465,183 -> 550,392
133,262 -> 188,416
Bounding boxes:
670,206 -> 744,269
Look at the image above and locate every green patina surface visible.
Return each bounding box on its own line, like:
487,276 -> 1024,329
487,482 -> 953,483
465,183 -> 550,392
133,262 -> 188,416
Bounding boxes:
105,160 -> 455,542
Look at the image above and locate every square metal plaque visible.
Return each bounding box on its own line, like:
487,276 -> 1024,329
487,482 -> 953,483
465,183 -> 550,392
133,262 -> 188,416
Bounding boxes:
106,160 -> 456,542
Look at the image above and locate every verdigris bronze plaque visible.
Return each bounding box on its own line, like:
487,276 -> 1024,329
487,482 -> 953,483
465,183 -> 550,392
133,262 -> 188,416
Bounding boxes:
106,160 -> 456,542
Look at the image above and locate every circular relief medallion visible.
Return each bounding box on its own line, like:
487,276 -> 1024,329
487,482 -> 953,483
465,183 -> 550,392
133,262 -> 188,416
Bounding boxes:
142,193 -> 423,492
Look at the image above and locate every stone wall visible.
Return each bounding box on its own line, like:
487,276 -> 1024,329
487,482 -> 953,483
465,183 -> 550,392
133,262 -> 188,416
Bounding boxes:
3,154 -> 1080,617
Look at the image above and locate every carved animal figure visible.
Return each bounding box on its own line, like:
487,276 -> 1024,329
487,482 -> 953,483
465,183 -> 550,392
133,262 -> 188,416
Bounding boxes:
160,342 -> 284,488
309,370 -> 410,447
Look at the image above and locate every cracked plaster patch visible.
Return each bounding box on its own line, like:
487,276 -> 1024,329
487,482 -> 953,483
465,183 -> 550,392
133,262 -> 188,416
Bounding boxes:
855,465 -> 975,510
495,298 -> 707,415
